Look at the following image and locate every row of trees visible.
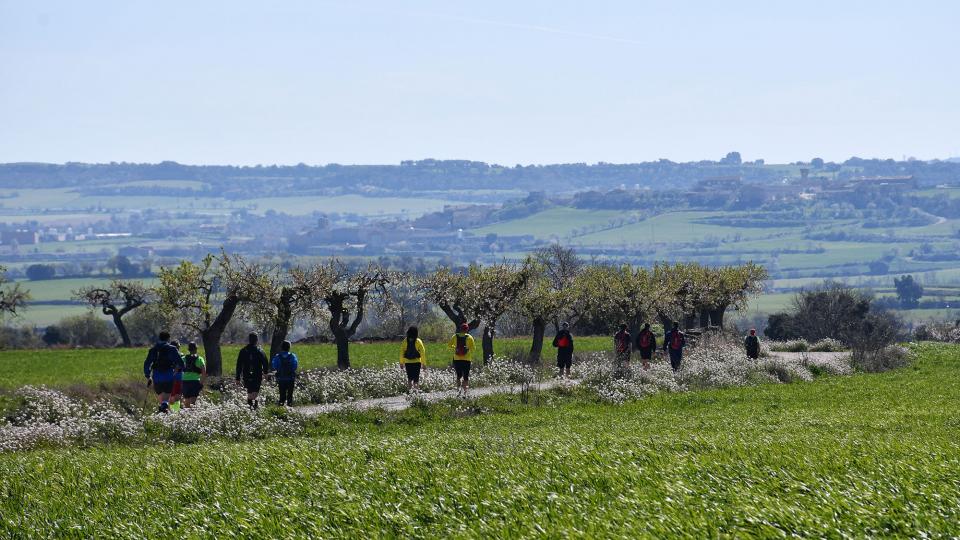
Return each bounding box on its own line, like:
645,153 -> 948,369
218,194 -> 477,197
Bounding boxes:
71,249 -> 767,376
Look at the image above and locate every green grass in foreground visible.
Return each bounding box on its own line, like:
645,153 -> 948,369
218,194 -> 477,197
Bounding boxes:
0,336 -> 611,388
0,343 -> 958,537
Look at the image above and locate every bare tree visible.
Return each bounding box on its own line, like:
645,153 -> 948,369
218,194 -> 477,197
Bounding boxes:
73,280 -> 151,347
298,260 -> 393,370
0,266 -> 30,318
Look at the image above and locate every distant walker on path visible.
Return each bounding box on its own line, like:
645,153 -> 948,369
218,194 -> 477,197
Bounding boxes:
552,322 -> 574,379
664,322 -> 686,372
744,328 -> 761,360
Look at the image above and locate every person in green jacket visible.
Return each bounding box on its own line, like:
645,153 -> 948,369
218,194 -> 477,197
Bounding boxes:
399,326 -> 427,391
448,323 -> 475,396
181,342 -> 206,408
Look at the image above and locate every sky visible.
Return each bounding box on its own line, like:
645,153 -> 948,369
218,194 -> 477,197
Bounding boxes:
1,0 -> 958,166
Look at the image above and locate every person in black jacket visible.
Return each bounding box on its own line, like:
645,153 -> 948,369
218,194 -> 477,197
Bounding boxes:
635,323 -> 657,370
552,322 -> 574,378
235,333 -> 269,409
664,322 -> 686,372
744,328 -> 761,359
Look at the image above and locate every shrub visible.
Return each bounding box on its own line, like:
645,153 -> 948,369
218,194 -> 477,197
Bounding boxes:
51,312 -> 117,348
851,345 -> 912,373
769,339 -> 809,352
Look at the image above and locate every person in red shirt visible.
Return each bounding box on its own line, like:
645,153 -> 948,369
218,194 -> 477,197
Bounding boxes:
613,324 -> 632,377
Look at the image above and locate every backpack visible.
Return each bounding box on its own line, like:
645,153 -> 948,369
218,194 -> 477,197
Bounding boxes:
403,338 -> 421,360
184,354 -> 202,374
152,343 -> 176,371
557,334 -> 570,348
455,334 -> 468,356
639,332 -> 651,349
671,331 -> 683,350
277,353 -> 295,379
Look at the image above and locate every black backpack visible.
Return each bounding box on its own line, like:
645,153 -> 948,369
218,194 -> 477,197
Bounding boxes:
277,353 -> 295,379
184,353 -> 202,374
151,343 -> 176,371
455,335 -> 468,356
403,338 -> 421,360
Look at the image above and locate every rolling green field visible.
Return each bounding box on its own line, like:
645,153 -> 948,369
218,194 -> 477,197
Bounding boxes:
474,207 -> 622,239
0,336 -> 612,388
0,343 -> 957,537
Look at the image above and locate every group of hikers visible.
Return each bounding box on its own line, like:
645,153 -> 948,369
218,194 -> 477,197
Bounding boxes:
143,332 -> 299,413
144,323 -> 764,412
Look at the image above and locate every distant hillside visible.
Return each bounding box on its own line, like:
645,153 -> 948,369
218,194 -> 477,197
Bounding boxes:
1,157 -> 958,195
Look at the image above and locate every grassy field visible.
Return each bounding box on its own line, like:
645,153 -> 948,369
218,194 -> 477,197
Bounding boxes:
0,343 -> 957,536
0,336 -> 612,388
474,207 -> 622,239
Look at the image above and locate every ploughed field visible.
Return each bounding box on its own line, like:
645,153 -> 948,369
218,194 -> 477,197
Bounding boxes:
0,344 -> 957,537
0,336 -> 612,388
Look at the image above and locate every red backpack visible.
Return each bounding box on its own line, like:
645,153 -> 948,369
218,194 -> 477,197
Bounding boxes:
671,331 -> 683,350
639,332 -> 651,348
557,335 -> 570,348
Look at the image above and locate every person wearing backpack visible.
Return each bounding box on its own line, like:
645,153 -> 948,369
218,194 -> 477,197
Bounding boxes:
181,341 -> 206,409
744,328 -> 761,359
271,340 -> 299,407
664,322 -> 686,372
635,323 -> 657,370
613,324 -> 632,377
143,331 -> 183,414
235,333 -> 270,410
448,323 -> 475,396
552,322 -> 574,379
399,326 -> 427,391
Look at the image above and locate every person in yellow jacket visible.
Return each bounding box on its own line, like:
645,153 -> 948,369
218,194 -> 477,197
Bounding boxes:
448,323 -> 475,395
399,326 -> 427,392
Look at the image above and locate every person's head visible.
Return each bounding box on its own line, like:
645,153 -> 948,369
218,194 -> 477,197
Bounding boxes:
643,323 -> 650,330
170,340 -> 180,349
672,322 -> 680,330
561,322 -> 569,330
187,341 -> 197,353
750,328 -> 756,336
619,324 -> 627,331
406,326 -> 418,340
459,323 -> 469,333
158,331 -> 170,342
248,333 -> 258,345
281,340 -> 291,352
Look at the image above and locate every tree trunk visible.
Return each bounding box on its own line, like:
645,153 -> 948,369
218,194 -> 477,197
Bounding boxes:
529,317 -> 546,364
269,288 -> 295,359
111,313 -> 132,348
699,310 -> 710,328
683,313 -> 697,330
482,326 -> 494,363
709,304 -> 728,329
200,296 -> 239,376
334,333 -> 350,370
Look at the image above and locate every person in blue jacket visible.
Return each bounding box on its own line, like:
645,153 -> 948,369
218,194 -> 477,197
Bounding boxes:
271,340 -> 299,407
143,331 -> 184,413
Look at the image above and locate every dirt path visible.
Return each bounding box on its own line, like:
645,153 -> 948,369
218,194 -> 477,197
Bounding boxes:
294,352 -> 848,416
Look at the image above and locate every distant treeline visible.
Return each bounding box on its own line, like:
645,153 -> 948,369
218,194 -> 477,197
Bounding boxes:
3,156 -> 955,193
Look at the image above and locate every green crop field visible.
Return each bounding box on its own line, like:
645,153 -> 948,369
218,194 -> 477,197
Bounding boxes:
0,343 -> 957,536
0,336 -> 612,388
571,211 -> 803,245
474,207 -> 622,239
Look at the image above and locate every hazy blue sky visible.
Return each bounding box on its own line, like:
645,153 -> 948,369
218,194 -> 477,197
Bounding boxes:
1,0 -> 958,165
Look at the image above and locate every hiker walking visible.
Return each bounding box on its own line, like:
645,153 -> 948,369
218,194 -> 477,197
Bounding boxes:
143,331 -> 183,414
635,323 -> 657,370
664,322 -> 686,372
271,340 -> 299,407
181,342 -> 206,408
169,340 -> 184,412
552,322 -> 574,378
399,326 -> 427,391
744,328 -> 761,360
235,333 -> 269,410
614,324 -> 632,377
449,323 -> 475,396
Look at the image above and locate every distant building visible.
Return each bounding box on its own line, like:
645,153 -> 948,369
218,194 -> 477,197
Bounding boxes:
1,229 -> 39,245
